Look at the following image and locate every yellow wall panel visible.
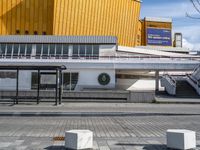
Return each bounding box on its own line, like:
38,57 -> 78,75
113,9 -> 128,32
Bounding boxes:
0,0 -> 54,35
0,0 -> 141,46
53,0 -> 141,46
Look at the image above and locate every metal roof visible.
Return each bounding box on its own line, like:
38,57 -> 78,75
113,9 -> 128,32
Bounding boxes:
0,35 -> 117,44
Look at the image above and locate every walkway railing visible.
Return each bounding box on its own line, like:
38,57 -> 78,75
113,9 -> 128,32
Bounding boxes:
161,74 -> 177,95
1,54 -> 200,61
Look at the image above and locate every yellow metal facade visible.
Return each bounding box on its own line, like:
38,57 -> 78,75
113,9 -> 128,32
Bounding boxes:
0,0 -> 141,46
0,0 -> 54,35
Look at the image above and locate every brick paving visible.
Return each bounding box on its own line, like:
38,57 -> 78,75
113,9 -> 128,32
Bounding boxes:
1,103 -> 200,149
0,115 -> 200,149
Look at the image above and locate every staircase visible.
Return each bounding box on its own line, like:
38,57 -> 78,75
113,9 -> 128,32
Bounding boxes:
176,80 -> 200,98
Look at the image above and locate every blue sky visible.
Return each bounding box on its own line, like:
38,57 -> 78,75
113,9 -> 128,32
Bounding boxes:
141,0 -> 200,50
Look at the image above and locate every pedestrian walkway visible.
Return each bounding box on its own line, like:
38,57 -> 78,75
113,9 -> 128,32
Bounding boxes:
1,103 -> 200,149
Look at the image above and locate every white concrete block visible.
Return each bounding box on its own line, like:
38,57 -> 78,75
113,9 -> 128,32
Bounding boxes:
167,129 -> 196,150
65,130 -> 93,150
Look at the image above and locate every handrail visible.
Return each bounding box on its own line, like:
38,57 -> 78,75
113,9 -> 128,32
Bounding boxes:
0,54 -> 200,60
165,74 -> 176,85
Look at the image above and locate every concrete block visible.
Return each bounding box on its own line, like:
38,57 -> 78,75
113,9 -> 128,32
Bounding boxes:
65,130 -> 93,150
167,129 -> 196,150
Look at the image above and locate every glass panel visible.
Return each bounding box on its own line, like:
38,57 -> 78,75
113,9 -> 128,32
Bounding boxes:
72,45 -> 79,58
42,44 -> 49,56
49,44 -> 55,56
71,73 -> 78,90
6,44 -> 13,57
79,45 -> 86,57
26,44 -> 32,56
86,45 -> 93,58
56,44 -> 62,56
93,45 -> 99,57
13,44 -> 19,56
19,44 -> 26,56
0,44 -> 6,55
63,73 -> 71,90
31,72 -> 38,89
63,44 -> 69,57
36,44 -> 42,56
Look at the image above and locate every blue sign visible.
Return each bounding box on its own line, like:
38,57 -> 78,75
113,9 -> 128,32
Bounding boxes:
147,28 -> 172,46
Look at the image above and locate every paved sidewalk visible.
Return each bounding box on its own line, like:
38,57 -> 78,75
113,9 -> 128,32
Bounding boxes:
0,103 -> 200,115
0,103 -> 200,149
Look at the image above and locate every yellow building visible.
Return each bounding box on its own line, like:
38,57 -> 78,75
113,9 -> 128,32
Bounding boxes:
0,0 -> 141,47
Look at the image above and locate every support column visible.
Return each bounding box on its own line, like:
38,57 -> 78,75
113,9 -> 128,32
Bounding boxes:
37,69 -> 40,104
16,69 -> 19,104
155,70 -> 159,93
59,70 -> 62,105
55,69 -> 58,106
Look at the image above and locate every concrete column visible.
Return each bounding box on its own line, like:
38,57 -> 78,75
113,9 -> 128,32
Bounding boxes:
155,70 -> 159,93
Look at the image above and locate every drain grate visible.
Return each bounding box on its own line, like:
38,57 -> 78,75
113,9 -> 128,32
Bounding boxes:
53,136 -> 65,141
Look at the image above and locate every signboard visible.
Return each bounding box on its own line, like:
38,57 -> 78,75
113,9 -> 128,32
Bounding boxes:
147,28 -> 172,46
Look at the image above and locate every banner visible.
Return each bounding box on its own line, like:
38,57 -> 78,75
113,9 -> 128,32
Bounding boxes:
147,28 -> 172,46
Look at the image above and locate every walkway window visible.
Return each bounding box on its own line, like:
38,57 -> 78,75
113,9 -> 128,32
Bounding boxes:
36,44 -> 42,57
0,44 -> 6,56
49,44 -> 55,57
93,45 -> 99,58
86,45 -> 93,58
6,44 -> 13,57
63,44 -> 69,58
19,44 -> 26,57
56,44 -> 62,57
72,45 -> 79,58
13,44 -> 19,57
26,44 -> 32,57
80,45 -> 86,57
42,44 -> 49,57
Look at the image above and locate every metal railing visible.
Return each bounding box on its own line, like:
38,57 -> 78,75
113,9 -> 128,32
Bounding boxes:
1,54 -> 200,61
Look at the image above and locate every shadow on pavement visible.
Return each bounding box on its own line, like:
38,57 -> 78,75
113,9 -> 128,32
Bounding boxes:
116,143 -> 168,150
44,146 -> 66,150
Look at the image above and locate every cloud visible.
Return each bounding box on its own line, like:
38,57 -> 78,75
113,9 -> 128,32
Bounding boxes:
182,38 -> 194,50
174,25 -> 200,50
141,1 -> 198,18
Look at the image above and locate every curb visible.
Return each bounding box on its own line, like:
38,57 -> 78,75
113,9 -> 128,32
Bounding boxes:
0,112 -> 200,117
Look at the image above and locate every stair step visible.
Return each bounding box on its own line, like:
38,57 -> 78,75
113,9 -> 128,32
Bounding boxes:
176,80 -> 199,98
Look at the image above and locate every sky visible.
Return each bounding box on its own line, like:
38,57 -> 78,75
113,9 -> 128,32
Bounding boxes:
141,0 -> 200,51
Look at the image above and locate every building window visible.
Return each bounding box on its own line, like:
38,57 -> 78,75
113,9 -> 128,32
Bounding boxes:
42,44 -> 49,57
13,44 -> 19,57
86,45 -> 93,58
0,72 -> 16,79
63,44 -> 69,58
42,32 -> 46,35
6,44 -> 13,57
63,72 -> 79,91
0,44 -> 6,56
36,44 -> 42,57
56,44 -> 62,57
93,45 -> 99,58
72,45 -> 79,58
49,44 -> 55,57
79,45 -> 86,57
19,44 -> 26,57
26,44 -> 32,57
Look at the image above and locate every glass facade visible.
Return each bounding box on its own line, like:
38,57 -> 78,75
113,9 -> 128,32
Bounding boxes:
0,43 -> 100,59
